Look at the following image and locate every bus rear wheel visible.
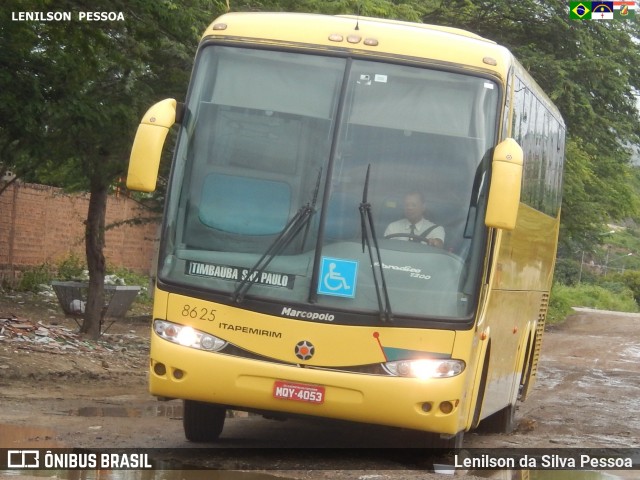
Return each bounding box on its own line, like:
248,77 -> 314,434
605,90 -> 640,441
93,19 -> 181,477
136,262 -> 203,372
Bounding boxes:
183,400 -> 226,442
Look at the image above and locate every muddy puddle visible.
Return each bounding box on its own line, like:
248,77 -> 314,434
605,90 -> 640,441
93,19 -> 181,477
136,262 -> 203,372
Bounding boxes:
0,470 -> 284,479
0,425 -> 63,448
0,425 -> 630,480
531,472 -> 621,480
455,470 -> 622,479
0,469 -> 625,480
67,404 -> 183,419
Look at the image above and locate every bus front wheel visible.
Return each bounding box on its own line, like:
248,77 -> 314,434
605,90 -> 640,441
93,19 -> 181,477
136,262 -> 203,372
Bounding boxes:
479,403 -> 517,434
425,430 -> 464,448
183,400 -> 226,442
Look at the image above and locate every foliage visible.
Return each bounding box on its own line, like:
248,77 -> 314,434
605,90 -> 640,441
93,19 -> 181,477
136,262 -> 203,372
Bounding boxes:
557,140 -> 613,255
547,283 -> 575,324
547,283 -> 638,324
226,0 -> 426,19
13,259 -> 152,310
106,265 -> 153,304
553,258 -> 578,286
3,0 -> 218,190
418,0 -> 640,255
598,227 -> 640,272
606,270 -> 640,306
1,0 -> 219,338
56,253 -> 87,281
17,264 -> 53,293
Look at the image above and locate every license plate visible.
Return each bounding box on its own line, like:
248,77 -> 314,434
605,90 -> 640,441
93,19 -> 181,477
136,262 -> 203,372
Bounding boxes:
273,380 -> 325,404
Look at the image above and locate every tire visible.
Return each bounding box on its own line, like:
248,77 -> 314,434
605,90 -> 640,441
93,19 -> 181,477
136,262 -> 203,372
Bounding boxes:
478,403 -> 517,434
424,430 -> 464,449
442,430 -> 465,449
183,400 -> 226,442
470,352 -> 490,430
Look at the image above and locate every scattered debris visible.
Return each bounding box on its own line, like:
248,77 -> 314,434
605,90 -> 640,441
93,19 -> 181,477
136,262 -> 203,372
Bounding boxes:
0,291 -> 150,382
0,314 -> 149,357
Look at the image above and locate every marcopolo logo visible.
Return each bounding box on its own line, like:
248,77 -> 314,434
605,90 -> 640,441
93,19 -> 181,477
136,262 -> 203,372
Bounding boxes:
281,307 -> 335,322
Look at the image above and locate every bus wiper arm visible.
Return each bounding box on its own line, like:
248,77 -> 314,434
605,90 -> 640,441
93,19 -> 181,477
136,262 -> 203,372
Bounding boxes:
359,165 -> 393,322
232,169 -> 322,304
232,205 -> 314,304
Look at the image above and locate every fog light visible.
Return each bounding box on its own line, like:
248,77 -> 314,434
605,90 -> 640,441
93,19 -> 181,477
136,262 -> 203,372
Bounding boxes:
421,402 -> 433,413
439,401 -> 454,414
173,369 -> 184,380
153,362 -> 167,376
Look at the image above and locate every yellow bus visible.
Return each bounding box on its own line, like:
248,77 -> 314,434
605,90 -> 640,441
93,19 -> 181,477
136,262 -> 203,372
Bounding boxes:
127,12 -> 565,447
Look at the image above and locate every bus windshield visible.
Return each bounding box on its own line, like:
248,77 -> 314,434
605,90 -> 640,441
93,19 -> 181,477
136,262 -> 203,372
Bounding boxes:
159,45 -> 499,322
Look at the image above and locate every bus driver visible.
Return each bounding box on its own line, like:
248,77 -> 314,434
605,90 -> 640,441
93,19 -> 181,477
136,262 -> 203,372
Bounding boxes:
384,192 -> 445,248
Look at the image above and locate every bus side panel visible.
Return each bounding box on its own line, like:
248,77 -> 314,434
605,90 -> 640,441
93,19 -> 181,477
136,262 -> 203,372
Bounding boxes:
478,204 -> 559,419
477,290 -> 541,420
454,326 -> 490,431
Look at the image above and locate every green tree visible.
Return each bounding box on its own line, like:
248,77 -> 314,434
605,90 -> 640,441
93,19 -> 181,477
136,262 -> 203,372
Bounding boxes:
619,270 -> 640,305
1,0 -> 221,338
0,4 -> 48,194
418,0 -> 640,255
225,0 -> 425,19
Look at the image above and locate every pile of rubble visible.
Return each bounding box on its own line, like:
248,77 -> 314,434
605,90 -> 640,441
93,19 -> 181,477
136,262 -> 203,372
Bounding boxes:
0,314 -> 148,356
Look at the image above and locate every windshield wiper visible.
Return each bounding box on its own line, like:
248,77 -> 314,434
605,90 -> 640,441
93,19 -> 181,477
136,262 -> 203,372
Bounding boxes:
359,165 -> 393,322
232,169 -> 322,304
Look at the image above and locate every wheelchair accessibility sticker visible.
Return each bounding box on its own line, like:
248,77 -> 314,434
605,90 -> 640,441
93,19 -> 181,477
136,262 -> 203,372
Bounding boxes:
317,257 -> 358,298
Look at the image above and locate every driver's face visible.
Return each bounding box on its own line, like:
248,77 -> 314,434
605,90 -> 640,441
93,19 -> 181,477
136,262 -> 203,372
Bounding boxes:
403,194 -> 425,224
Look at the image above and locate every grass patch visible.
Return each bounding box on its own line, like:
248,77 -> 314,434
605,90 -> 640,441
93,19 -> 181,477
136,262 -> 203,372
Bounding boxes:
548,282 -> 639,324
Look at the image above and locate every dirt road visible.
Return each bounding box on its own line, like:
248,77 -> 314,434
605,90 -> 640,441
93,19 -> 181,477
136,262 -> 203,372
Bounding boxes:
1,292 -> 639,478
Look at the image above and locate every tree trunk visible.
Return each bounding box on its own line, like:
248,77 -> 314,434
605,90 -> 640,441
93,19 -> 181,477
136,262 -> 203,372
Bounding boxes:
81,182 -> 108,339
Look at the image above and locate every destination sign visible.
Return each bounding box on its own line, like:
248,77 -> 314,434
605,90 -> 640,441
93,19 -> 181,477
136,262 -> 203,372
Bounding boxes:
185,260 -> 295,289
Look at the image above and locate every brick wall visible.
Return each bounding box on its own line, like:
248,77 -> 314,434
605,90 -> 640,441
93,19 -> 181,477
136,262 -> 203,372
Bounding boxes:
0,182 -> 159,285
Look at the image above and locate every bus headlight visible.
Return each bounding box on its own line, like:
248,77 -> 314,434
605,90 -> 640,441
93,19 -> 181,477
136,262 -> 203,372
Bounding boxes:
382,359 -> 465,379
154,320 -> 227,352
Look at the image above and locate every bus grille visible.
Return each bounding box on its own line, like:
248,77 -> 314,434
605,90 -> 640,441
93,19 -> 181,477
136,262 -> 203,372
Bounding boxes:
222,343 -> 389,376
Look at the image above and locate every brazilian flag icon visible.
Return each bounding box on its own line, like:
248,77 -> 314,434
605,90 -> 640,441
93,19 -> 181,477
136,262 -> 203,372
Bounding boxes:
570,1 -> 592,19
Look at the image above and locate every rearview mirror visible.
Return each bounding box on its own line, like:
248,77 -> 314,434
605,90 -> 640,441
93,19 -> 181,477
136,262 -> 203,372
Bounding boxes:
127,98 -> 177,192
485,138 -> 523,230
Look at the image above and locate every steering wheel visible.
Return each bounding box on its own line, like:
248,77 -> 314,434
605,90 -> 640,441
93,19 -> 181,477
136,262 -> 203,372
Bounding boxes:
384,224 -> 443,247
